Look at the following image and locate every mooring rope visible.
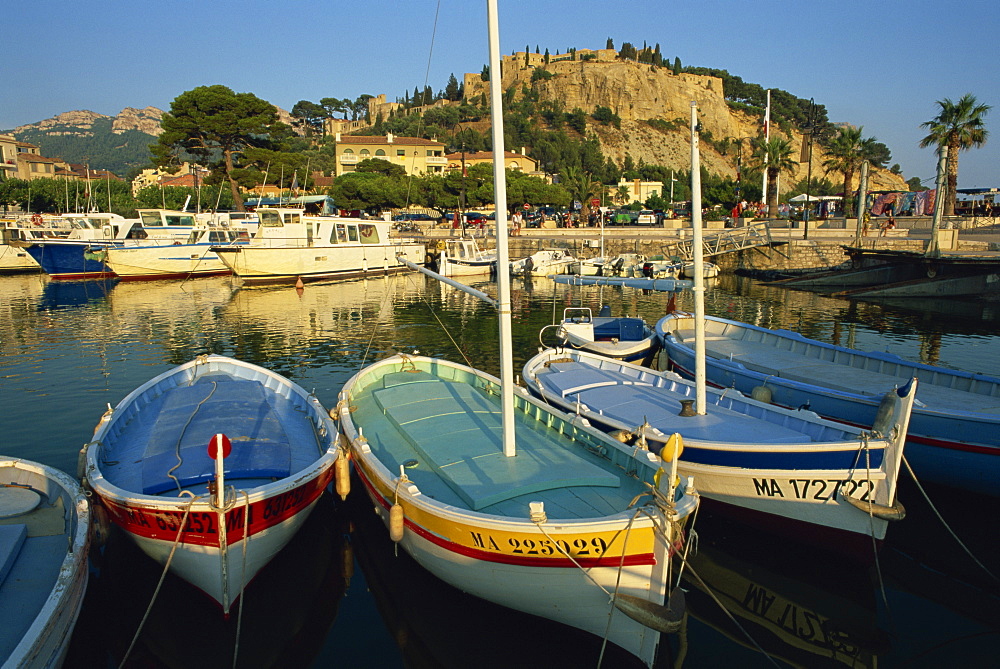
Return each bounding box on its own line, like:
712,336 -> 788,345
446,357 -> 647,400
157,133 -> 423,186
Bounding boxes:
232,490 -> 252,669
902,454 -> 999,583
166,380 -> 218,494
119,493 -> 201,669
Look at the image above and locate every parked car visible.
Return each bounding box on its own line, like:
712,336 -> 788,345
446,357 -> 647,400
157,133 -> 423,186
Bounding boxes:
393,213 -> 436,223
636,210 -> 657,226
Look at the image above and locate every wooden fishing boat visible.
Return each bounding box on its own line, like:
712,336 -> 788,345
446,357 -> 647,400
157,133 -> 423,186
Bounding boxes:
657,312 -> 1000,496
338,355 -> 699,667
211,207 -> 425,285
541,305 -> 659,365
81,354 -> 338,613
437,237 -> 496,277
337,5 -> 699,666
1,457 -> 90,668
522,347 -> 916,549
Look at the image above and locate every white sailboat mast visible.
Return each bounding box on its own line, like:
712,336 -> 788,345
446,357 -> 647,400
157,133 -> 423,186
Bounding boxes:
690,102 -> 707,414
487,0 -> 517,456
762,89 -> 771,201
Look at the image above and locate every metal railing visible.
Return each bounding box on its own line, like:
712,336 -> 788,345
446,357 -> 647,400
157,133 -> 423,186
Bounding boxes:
664,221 -> 773,260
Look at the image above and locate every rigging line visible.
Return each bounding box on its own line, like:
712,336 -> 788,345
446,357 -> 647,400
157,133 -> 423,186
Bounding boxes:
685,564 -> 782,668
902,454 -> 999,584
403,0 -> 443,209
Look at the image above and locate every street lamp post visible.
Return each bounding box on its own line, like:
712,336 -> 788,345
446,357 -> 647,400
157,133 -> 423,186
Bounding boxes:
803,98 -> 814,240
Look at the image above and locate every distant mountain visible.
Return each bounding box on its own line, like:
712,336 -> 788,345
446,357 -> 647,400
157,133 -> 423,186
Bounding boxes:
8,107 -> 164,176
7,104 -> 298,178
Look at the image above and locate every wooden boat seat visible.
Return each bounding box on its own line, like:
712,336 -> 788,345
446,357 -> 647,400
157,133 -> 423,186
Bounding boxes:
538,361 -> 808,443
138,378 -> 294,494
0,524 -> 27,587
372,371 -> 619,511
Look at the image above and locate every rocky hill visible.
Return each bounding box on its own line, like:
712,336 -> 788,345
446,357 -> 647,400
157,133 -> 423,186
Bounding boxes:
464,52 -> 908,192
7,107 -> 164,175
6,105 -> 295,176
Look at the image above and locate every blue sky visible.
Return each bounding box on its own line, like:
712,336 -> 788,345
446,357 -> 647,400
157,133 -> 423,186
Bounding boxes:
5,0 -> 997,188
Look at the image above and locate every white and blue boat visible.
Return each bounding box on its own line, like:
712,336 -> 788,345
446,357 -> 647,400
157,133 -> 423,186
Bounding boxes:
522,347 -> 917,550
657,312 -> 1000,496
541,305 -> 660,365
1,457 -> 90,668
16,210 -> 203,280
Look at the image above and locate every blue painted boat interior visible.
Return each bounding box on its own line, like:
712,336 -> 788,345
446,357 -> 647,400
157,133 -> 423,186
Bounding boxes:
0,481 -> 70,661
99,373 -> 320,496
531,358 -> 884,470
350,363 -> 650,519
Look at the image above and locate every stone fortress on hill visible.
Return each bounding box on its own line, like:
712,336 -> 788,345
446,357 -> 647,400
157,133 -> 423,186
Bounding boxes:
329,46 -> 906,194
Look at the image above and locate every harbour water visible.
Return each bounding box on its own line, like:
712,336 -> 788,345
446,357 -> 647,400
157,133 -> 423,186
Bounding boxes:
1,271 -> 997,667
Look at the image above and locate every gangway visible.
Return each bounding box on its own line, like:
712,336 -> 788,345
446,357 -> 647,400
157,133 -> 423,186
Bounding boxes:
663,221 -> 774,260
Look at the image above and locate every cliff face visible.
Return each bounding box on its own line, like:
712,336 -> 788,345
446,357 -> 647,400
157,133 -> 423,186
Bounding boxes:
464,54 -> 908,193
13,107 -> 166,136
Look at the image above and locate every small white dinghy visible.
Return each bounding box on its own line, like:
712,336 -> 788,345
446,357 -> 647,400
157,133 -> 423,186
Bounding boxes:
81,354 -> 339,614
543,305 -> 660,365
1,457 -> 90,668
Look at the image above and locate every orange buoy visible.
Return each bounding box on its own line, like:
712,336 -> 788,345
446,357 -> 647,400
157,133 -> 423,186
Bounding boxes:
389,503 -> 404,542
295,276 -> 304,289
335,455 -> 351,501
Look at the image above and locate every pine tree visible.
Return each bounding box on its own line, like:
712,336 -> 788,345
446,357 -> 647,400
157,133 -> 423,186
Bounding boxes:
606,37 -> 614,50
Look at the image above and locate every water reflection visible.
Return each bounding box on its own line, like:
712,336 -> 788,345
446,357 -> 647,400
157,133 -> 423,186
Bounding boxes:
677,514 -> 886,668
67,496 -> 349,668
1,271 -> 998,668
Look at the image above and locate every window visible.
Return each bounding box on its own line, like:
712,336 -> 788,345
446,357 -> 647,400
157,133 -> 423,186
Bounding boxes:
283,213 -> 300,225
358,224 -> 379,244
375,149 -> 386,156
260,211 -> 283,227
347,225 -> 359,242
397,150 -> 405,157
360,149 -> 370,156
164,214 -> 194,226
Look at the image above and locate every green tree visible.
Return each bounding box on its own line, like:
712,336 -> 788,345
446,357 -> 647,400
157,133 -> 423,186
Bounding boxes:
444,74 -> 462,101
560,165 -> 603,220
152,85 -> 287,212
290,100 -> 327,136
906,176 -> 924,192
822,126 -> 877,217
749,136 -> 796,217
919,93 -> 991,215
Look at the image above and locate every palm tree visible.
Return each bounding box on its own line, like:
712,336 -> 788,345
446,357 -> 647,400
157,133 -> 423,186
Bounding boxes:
561,165 -> 604,222
919,93 -> 991,216
750,137 -> 796,218
822,127 -> 877,217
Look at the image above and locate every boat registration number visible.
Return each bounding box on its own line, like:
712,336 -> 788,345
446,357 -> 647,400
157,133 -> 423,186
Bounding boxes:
752,478 -> 875,501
